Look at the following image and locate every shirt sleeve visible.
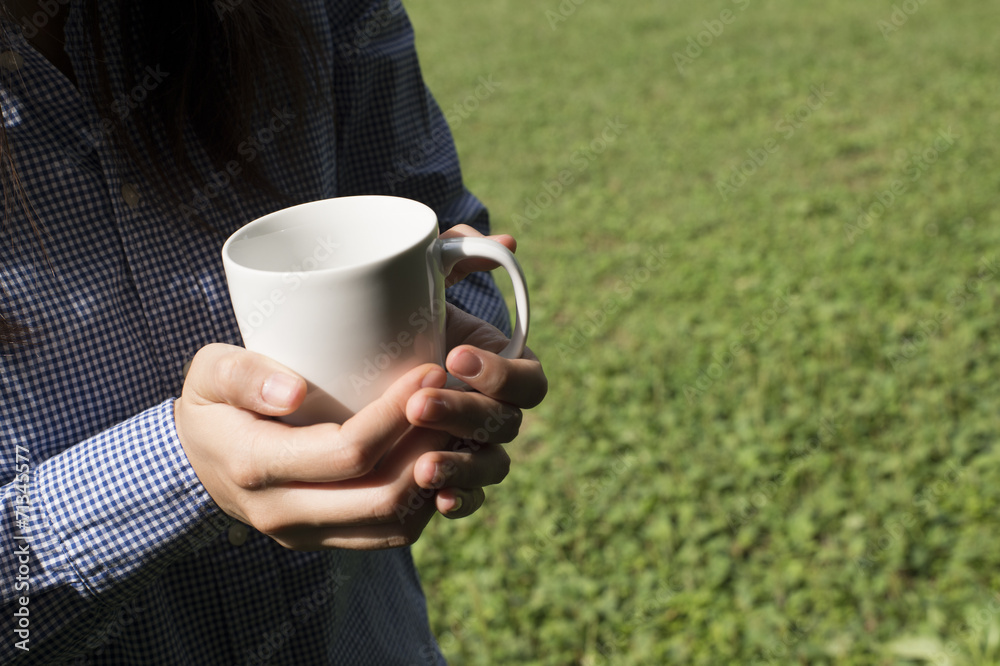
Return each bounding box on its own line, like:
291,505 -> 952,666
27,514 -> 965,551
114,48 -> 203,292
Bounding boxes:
328,0 -> 512,335
0,400 -> 231,663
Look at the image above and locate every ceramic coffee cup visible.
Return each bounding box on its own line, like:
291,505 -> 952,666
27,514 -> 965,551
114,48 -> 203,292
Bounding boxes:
222,195 -> 529,425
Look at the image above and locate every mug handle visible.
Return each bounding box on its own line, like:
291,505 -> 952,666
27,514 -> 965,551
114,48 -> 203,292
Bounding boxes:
436,237 -> 530,360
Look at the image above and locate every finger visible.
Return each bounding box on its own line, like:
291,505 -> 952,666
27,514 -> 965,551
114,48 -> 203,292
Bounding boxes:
184,343 -> 307,416
311,513 -> 436,549
406,389 -> 523,443
412,445 -> 511,490
243,428 -> 495,548
446,345 -> 547,409
436,488 -> 486,520
442,305 -> 547,408
440,224 -> 517,287
267,500 -> 438,550
255,479 -> 433,530
443,302 -> 522,355
249,429 -> 450,534
256,365 -> 448,484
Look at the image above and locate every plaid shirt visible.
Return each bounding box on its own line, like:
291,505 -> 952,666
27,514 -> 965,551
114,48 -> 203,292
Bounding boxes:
0,1 -> 509,663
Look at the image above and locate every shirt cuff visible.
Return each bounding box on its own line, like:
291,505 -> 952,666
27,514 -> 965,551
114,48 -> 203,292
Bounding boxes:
32,399 -> 231,603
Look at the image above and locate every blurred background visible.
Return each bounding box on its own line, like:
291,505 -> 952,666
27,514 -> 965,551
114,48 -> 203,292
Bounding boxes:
406,0 -> 1000,663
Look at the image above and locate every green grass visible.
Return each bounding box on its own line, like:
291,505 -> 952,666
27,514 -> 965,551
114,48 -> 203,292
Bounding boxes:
406,0 -> 1000,663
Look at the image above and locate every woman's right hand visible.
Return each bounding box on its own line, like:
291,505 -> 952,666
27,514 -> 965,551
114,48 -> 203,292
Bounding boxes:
173,343 -> 457,550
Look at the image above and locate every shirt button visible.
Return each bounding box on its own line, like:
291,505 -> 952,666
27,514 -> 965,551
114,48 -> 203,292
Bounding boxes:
0,51 -> 23,71
181,358 -> 192,380
121,183 -> 141,209
228,523 -> 250,547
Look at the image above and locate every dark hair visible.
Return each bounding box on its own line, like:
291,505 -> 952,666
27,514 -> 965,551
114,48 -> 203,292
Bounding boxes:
0,1 -> 322,346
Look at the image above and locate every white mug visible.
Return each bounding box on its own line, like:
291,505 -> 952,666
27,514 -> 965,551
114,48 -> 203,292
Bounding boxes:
222,195 -> 529,425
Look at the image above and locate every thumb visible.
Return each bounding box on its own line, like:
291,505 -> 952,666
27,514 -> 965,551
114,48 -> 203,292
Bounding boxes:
183,343 -> 307,416
337,362 -> 447,452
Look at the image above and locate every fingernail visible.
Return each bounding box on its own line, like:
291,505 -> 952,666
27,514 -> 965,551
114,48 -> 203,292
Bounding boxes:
430,464 -> 446,488
262,373 -> 298,409
421,368 -> 447,389
450,350 -> 483,379
430,461 -> 457,488
448,496 -> 464,514
421,397 -> 448,423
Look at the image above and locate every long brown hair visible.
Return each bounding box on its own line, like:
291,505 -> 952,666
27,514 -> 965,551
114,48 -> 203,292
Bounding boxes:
0,1 -> 322,346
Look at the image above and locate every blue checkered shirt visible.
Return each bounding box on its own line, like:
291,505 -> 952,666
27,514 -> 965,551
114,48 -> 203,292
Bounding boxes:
0,1 -> 510,663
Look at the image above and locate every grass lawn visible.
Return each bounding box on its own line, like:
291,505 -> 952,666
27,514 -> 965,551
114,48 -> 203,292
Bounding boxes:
407,0 -> 1000,663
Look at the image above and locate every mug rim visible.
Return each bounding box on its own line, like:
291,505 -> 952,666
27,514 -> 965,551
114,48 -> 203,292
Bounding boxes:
221,195 -> 439,276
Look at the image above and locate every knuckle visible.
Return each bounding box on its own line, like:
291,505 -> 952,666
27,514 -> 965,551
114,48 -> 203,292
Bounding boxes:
365,487 -> 401,522
504,408 -> 524,440
191,343 -> 230,376
524,372 -> 548,409
495,449 -> 512,482
399,519 -> 428,546
229,440 -> 269,491
434,459 -> 460,489
484,360 -> 512,397
334,444 -> 379,479
183,347 -> 217,397
214,351 -> 245,390
230,461 -> 267,492
192,342 -> 224,363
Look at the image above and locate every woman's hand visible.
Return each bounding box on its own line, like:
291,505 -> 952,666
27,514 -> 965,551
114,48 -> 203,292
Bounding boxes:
405,304 -> 546,517
174,344 -> 511,550
404,224 -> 548,518
174,225 -> 546,548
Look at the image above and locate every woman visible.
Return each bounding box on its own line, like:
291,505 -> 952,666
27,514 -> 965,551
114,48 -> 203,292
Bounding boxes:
0,0 -> 546,663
